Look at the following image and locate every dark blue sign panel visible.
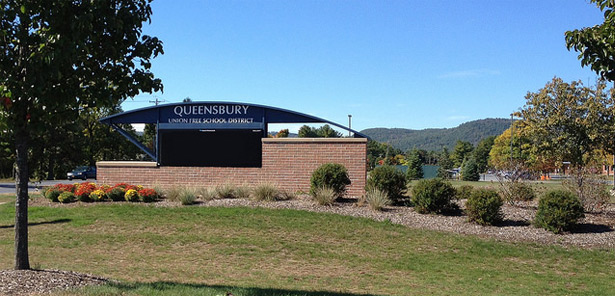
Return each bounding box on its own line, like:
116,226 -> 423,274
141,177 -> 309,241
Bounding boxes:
158,103 -> 265,130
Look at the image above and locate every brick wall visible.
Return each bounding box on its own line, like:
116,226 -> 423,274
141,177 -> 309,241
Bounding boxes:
97,138 -> 367,197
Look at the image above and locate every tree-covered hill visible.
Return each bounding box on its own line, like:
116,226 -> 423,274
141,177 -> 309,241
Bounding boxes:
361,118 -> 509,152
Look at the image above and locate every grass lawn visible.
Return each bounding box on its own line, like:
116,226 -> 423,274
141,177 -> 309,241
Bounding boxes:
1,198 -> 614,295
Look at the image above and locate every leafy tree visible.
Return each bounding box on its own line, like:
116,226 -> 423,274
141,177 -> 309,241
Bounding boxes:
406,150 -> 423,180
473,136 -> 495,173
298,125 -> 318,137
488,125 -> 533,170
519,78 -> 605,168
451,140 -> 474,168
0,0 -> 163,269
437,147 -> 453,178
298,124 -> 342,138
317,124 -> 342,138
566,0 -> 615,81
275,129 -> 289,138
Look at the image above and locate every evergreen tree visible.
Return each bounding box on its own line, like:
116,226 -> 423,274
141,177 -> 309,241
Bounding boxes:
461,157 -> 480,181
473,136 -> 495,173
406,150 -> 423,180
437,147 -> 453,179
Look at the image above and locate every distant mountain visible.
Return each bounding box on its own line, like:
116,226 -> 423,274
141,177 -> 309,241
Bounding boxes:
361,118 -> 510,151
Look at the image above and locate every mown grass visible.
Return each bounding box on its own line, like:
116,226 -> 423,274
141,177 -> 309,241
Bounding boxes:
0,198 -> 614,295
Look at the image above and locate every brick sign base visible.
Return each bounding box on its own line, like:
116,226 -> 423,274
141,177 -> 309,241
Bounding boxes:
97,138 -> 367,197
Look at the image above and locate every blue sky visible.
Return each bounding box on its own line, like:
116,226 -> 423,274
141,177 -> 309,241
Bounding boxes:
124,0 -> 604,132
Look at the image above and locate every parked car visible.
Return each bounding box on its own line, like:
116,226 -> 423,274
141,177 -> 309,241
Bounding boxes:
67,166 -> 96,180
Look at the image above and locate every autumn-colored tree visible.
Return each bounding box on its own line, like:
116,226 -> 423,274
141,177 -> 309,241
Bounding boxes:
519,78 -> 606,169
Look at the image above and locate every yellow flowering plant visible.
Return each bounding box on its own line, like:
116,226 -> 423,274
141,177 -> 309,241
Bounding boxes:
124,189 -> 139,202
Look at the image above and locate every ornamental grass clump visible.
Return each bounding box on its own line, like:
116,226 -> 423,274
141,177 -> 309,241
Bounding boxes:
252,184 -> 281,201
164,186 -> 183,202
196,187 -> 216,201
312,186 -> 337,206
365,165 -> 407,204
310,163 -> 351,199
411,178 -> 458,214
365,188 -> 391,211
179,188 -> 197,205
57,191 -> 75,203
465,189 -> 503,226
534,190 -> 584,234
215,184 -> 239,199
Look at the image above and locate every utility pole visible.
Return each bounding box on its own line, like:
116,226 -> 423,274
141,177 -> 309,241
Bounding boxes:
149,97 -> 165,106
348,114 -> 352,137
510,113 -> 514,164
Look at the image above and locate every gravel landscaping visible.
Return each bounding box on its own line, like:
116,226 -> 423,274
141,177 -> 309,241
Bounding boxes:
0,269 -> 107,296
184,195 -> 615,249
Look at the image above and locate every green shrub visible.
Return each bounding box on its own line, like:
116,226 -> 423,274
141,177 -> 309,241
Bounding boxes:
252,184 -> 281,201
124,189 -> 139,202
411,178 -> 458,214
365,188 -> 391,211
312,186 -> 337,206
309,163 -> 351,198
534,190 -> 584,234
57,192 -> 75,203
107,187 -> 126,201
455,185 -> 474,200
45,188 -> 61,202
465,189 -> 503,225
514,182 -> 536,201
366,165 -> 407,204
499,181 -> 536,205
179,188 -> 197,205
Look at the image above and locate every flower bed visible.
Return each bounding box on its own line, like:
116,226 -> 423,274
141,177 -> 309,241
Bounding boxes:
43,182 -> 160,204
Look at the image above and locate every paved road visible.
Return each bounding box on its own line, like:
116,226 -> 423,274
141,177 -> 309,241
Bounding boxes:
0,179 -> 97,195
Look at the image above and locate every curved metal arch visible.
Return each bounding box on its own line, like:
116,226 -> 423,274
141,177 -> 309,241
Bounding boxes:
100,101 -> 368,163
100,101 -> 367,137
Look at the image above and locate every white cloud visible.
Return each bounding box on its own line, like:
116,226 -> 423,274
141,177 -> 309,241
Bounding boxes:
438,69 -> 501,79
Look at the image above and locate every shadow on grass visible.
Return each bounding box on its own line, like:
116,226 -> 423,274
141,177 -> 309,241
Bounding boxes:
0,218 -> 71,229
95,281 -> 385,296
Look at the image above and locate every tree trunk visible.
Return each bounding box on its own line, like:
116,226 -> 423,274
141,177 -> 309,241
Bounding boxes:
14,129 -> 30,270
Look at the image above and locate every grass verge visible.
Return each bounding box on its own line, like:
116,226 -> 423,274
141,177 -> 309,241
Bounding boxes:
0,199 -> 613,295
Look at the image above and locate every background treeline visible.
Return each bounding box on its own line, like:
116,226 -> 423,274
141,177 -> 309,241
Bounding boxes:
367,137 -> 496,181
0,106 -> 147,180
362,118 -> 509,152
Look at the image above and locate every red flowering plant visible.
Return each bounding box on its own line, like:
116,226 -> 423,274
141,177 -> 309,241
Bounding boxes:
106,185 -> 127,201
138,188 -> 159,203
75,182 -> 97,202
44,184 -> 76,202
113,183 -> 137,191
